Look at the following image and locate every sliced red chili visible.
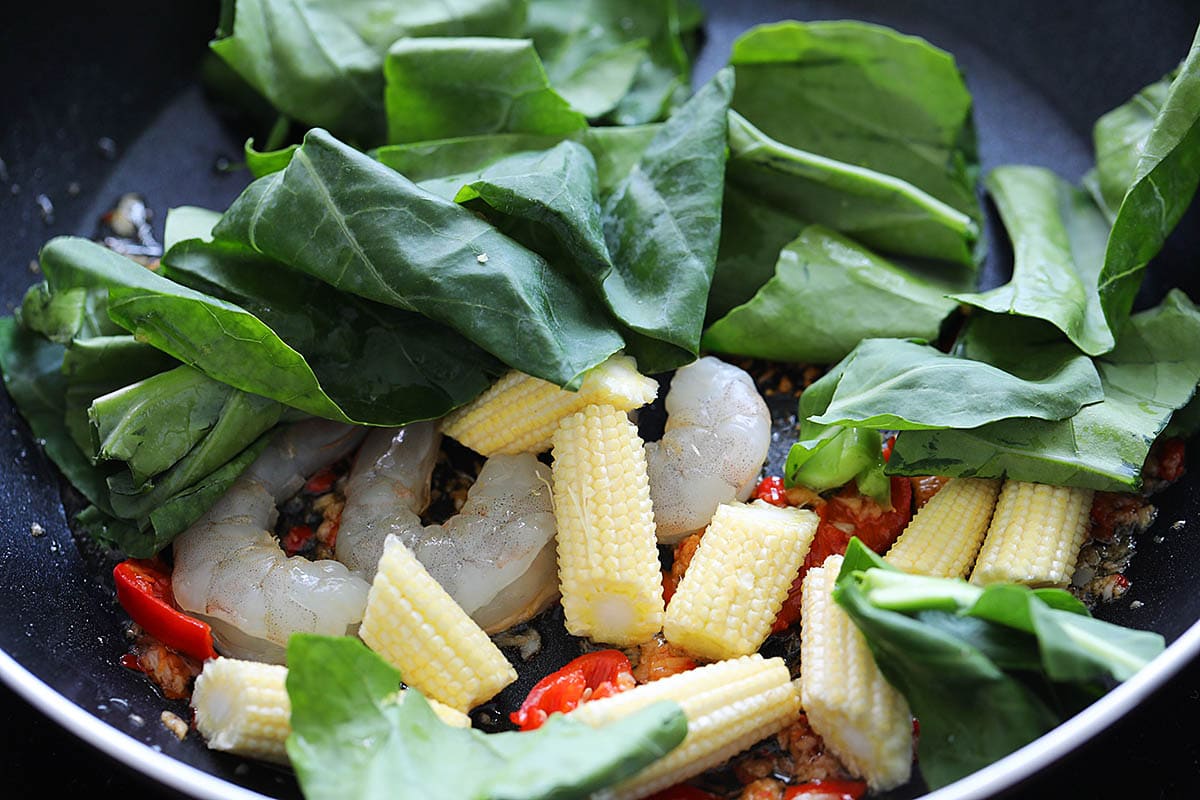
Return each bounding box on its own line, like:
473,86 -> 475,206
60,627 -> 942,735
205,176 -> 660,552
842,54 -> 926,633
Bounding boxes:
784,779 -> 868,800
510,650 -> 634,731
304,466 -> 338,494
771,477 -> 913,633
113,559 -> 218,662
752,475 -> 790,507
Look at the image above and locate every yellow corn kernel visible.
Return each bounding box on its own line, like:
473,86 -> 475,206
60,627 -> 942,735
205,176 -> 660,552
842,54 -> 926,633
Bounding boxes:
360,534 -> 517,712
801,556 -> 913,791
191,658 -> 292,764
664,500 -> 818,660
552,403 -> 664,646
885,477 -> 1001,578
443,354 -> 658,456
191,657 -> 469,764
969,480 -> 1095,588
568,654 -> 801,800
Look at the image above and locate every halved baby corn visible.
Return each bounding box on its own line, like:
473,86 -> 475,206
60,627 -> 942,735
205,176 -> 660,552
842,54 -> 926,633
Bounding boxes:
568,654 -> 801,800
443,354 -> 658,456
552,403 -> 665,646
801,555 -> 913,791
969,480 -> 1095,588
884,477 -> 1001,578
360,534 -> 518,712
191,658 -> 292,763
191,657 -> 470,763
664,500 -> 818,660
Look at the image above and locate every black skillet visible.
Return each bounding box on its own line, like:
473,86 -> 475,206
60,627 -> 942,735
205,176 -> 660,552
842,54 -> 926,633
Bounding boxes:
2,1 -> 1200,797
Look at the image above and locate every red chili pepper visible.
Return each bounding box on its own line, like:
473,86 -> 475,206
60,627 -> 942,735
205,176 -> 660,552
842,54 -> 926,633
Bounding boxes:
752,475 -> 790,507
510,650 -> 634,731
784,779 -> 868,800
771,476 -> 914,633
113,559 -> 218,662
304,466 -> 338,494
283,524 -> 315,556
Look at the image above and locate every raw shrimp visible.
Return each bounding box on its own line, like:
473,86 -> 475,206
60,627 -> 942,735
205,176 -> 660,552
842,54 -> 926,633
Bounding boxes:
335,426 -> 559,633
171,419 -> 370,664
645,356 -> 771,544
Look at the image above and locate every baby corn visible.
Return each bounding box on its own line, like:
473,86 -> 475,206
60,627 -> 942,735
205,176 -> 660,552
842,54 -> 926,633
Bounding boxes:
885,477 -> 1001,578
360,534 -> 517,712
665,500 -> 818,660
191,658 -> 292,764
191,657 -> 470,763
969,480 -> 1094,588
801,556 -> 913,791
568,654 -> 801,800
552,404 -> 665,646
443,354 -> 658,456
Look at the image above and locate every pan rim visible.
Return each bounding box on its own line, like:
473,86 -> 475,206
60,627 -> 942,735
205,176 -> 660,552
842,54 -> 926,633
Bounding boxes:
4,618 -> 1200,799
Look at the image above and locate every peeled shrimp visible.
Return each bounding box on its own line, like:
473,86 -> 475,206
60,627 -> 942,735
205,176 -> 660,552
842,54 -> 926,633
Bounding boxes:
645,356 -> 771,544
171,419 -> 370,664
335,426 -> 559,633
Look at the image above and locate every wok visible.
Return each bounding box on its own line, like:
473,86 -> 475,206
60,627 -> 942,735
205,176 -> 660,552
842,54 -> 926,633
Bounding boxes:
1,1 -> 1199,797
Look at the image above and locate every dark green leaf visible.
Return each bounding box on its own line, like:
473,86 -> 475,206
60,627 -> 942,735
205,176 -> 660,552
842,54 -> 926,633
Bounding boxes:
213,130 -> 622,388
727,112 -> 978,267
0,318 -> 115,512
285,634 -> 686,800
702,225 -> 961,363
1027,602 -> 1163,683
100,370 -> 282,520
527,0 -> 693,123
244,138 -> 300,179
61,335 -> 177,457
955,166 -> 1113,355
730,20 -> 980,218
384,37 -> 587,145
833,568 -> 1059,789
375,133 -> 567,193
808,338 -> 1102,430
162,238 -> 500,424
889,291 -> 1200,490
374,127 -> 658,200
1097,28 -> 1200,332
600,68 -> 733,372
211,0 -> 526,145
1091,73 -> 1175,217
783,361 -> 889,502
162,206 -> 221,252
582,125 -> 660,196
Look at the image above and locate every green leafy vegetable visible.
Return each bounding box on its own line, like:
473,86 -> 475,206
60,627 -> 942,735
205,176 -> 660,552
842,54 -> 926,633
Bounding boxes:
726,112 -> 978,267
889,291 -> 1200,490
211,0 -> 526,145
730,20 -> 980,218
954,166 -> 1113,355
162,238 -> 500,425
702,225 -> 961,363
0,318 -> 114,511
599,68 -> 733,372
784,356 -> 887,504
1096,27 -> 1200,332
526,0 -> 697,123
834,539 -> 1164,789
211,128 -> 623,388
285,634 -> 686,800
806,338 -> 1103,430
384,37 -> 587,145
162,206 -> 221,252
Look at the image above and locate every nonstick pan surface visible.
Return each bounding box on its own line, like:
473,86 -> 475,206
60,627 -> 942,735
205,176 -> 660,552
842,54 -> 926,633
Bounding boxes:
2,1 -> 1199,797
